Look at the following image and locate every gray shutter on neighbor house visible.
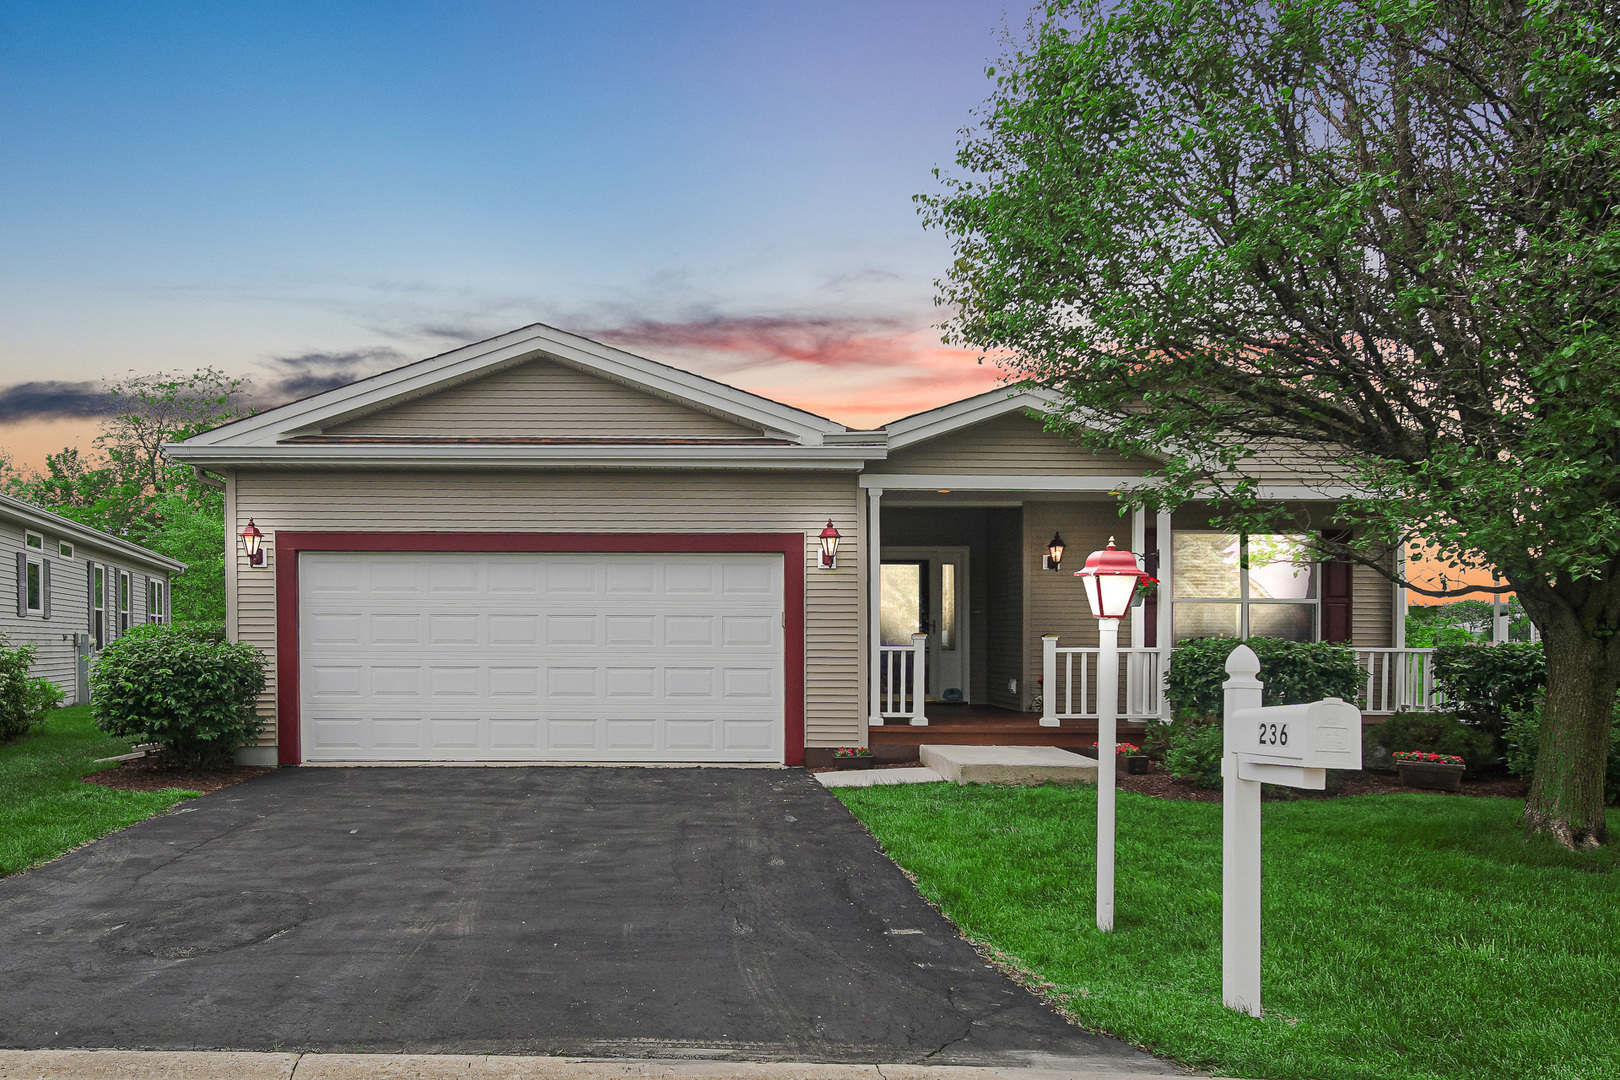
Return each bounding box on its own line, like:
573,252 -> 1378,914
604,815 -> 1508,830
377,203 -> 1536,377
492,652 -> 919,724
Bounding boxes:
42,559 -> 51,619
86,560 -> 95,631
15,552 -> 24,618
135,573 -> 145,623
106,568 -> 117,640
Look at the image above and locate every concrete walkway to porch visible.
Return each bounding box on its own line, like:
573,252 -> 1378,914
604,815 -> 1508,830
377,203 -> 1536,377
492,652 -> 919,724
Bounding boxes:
817,747 -> 1099,788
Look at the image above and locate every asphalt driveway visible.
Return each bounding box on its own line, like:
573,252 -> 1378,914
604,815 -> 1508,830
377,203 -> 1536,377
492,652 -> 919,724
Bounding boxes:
0,767 -> 1176,1072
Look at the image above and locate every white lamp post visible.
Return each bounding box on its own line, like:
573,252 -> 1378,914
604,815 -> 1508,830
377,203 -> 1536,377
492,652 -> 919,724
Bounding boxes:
1075,537 -> 1153,932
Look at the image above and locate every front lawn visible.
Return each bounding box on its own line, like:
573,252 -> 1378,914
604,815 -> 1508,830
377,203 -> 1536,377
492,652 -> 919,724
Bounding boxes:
834,783 -> 1619,1080
0,705 -> 198,876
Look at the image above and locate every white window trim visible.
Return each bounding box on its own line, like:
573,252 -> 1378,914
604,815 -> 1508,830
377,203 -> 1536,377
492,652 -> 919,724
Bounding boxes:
148,579 -> 166,624
1170,531 -> 1321,641
58,540 -> 74,558
24,530 -> 43,551
24,557 -> 42,614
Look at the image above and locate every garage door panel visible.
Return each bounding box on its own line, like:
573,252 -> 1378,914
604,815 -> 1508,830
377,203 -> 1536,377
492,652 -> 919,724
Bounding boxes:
300,552 -> 785,762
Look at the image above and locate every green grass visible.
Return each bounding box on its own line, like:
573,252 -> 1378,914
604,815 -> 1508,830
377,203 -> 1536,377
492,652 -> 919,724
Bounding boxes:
0,705 -> 198,876
834,783 -> 1620,1080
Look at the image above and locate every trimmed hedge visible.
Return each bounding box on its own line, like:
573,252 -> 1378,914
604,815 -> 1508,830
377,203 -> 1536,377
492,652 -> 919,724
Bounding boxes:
1432,642 -> 1546,737
1371,710 -> 1499,778
1165,637 -> 1362,718
0,638 -> 66,743
89,622 -> 266,768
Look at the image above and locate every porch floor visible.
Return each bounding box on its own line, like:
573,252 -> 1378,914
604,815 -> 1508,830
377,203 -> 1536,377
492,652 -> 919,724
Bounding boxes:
869,703 -> 1151,747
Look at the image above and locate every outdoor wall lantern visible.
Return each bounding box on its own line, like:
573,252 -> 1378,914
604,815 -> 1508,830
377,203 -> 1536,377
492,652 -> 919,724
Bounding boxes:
239,519 -> 266,567
1043,532 -> 1067,571
818,520 -> 841,569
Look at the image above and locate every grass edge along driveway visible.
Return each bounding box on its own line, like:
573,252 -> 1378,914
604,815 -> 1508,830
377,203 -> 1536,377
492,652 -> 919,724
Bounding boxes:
1,705 -> 197,876
833,782 -> 1619,1080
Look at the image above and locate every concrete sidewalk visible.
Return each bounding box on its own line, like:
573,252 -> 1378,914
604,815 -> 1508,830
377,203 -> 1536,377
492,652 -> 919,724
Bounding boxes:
0,1051 -> 1217,1079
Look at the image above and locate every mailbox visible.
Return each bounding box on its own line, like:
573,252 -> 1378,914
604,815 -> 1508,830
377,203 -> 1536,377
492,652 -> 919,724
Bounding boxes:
1226,698 -> 1363,771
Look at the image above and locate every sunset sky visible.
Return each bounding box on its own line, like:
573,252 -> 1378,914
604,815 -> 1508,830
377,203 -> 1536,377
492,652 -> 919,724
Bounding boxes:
0,0 -> 1013,468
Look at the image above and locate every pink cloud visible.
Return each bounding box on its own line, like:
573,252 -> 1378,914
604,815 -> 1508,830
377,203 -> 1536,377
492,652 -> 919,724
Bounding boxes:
591,316 -> 1012,428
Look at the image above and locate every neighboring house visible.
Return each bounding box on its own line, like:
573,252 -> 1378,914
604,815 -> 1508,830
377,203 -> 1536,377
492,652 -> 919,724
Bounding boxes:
0,494 -> 184,705
169,324 -> 1423,768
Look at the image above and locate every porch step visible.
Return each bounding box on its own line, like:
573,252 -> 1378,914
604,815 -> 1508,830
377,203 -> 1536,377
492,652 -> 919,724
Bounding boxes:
920,744 -> 1099,786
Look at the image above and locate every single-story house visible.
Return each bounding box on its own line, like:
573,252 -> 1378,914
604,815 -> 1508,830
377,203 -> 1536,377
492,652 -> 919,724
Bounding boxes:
169,324 -> 1428,768
0,493 -> 184,704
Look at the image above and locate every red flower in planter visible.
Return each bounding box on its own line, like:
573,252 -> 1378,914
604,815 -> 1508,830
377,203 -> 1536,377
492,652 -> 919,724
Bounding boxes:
1391,751 -> 1464,766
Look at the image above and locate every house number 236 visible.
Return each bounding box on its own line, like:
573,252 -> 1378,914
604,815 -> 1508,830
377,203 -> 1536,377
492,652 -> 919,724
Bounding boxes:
1258,722 -> 1288,746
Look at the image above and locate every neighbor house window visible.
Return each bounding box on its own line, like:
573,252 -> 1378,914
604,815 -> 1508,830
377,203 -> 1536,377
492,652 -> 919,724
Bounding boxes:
1172,532 -> 1318,642
25,559 -> 41,613
119,571 -> 130,632
25,531 -> 43,551
58,541 -> 73,558
93,566 -> 105,648
147,579 -> 166,624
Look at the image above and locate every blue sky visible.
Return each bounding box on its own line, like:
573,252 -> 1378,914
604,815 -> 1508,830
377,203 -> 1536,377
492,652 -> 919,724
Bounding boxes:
0,0 -> 1022,464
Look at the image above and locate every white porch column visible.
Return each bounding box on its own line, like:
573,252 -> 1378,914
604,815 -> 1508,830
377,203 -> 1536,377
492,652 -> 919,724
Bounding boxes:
1393,540 -> 1408,649
1155,508 -> 1173,720
868,486 -> 884,726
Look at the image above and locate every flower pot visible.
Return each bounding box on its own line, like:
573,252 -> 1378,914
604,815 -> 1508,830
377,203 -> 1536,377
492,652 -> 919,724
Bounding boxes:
1124,755 -> 1151,775
833,757 -> 876,771
1397,761 -> 1464,792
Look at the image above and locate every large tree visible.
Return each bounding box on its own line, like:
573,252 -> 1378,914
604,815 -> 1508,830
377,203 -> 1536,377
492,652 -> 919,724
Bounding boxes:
925,0 -> 1620,846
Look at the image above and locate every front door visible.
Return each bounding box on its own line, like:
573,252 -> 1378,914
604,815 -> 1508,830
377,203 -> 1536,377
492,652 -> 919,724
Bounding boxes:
881,547 -> 969,702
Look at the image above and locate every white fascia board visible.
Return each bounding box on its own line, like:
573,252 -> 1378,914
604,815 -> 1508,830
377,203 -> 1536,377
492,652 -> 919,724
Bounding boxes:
0,494 -> 187,573
858,474 -> 1360,499
882,388 -> 1062,451
185,324 -> 844,449
166,443 -> 879,471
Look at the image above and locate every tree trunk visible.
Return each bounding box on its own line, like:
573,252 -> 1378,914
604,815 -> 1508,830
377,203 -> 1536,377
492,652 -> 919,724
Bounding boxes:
1522,619 -> 1619,849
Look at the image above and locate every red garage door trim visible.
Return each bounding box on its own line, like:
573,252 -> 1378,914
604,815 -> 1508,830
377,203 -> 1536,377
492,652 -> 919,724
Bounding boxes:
273,532 -> 808,766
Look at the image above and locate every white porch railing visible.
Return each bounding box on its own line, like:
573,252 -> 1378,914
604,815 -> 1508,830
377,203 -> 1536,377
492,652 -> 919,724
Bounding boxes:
1357,648 -> 1443,714
1031,642 -> 1445,724
876,633 -> 928,726
1040,637 -> 1165,723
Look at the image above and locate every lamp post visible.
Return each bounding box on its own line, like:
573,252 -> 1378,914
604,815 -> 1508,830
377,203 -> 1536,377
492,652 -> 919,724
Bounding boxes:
1075,537 -> 1153,931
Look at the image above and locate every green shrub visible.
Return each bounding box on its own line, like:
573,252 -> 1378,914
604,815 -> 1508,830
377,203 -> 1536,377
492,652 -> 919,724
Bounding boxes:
1372,711 -> 1499,778
0,638 -> 66,743
1165,637 -> 1362,718
1162,716 -> 1225,789
1432,642 -> 1545,738
90,623 -> 266,768
1503,703 -> 1620,806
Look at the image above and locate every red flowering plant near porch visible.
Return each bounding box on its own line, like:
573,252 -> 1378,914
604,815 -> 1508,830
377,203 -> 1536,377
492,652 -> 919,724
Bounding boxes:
833,747 -> 874,758
1392,751 -> 1465,766
1088,742 -> 1142,755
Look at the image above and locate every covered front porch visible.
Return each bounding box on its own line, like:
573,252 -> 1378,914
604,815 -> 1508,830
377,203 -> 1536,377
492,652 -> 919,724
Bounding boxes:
860,476 -> 1439,747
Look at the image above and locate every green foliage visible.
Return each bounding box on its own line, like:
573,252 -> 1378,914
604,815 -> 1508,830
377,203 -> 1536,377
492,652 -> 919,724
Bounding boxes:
1373,712 -> 1499,778
1432,642 -> 1547,738
0,639 -> 65,743
1165,637 -> 1362,719
1504,704 -> 1620,807
922,0 -> 1620,837
144,494 -> 227,623
835,783 -> 1620,1080
90,623 -> 265,768
1161,717 -> 1224,789
0,705 -> 196,876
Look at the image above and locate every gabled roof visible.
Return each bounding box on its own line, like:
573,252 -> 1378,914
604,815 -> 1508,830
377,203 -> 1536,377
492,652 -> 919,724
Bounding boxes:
881,385 -> 1066,450
170,324 -> 878,471
0,494 -> 186,574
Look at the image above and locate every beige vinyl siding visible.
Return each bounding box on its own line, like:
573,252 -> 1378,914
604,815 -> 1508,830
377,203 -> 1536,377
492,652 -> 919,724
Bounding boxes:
1023,502 -> 1151,706
1352,554 -> 1395,648
231,469 -> 862,749
325,359 -> 765,439
870,413 -> 1158,476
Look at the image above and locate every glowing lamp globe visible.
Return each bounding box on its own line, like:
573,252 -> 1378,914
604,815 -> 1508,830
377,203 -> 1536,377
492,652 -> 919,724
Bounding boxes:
1074,538 -> 1151,619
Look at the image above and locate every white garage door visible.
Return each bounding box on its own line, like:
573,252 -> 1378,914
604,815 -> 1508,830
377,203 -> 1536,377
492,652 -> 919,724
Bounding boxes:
299,552 -> 785,763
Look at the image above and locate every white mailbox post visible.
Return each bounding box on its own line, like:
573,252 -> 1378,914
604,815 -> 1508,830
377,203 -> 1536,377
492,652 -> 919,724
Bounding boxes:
1220,645 -> 1362,1017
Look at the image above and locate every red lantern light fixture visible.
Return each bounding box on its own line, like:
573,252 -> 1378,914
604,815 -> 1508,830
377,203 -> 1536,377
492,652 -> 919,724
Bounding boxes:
239,519 -> 266,567
818,520 -> 841,569
1074,537 -> 1154,619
